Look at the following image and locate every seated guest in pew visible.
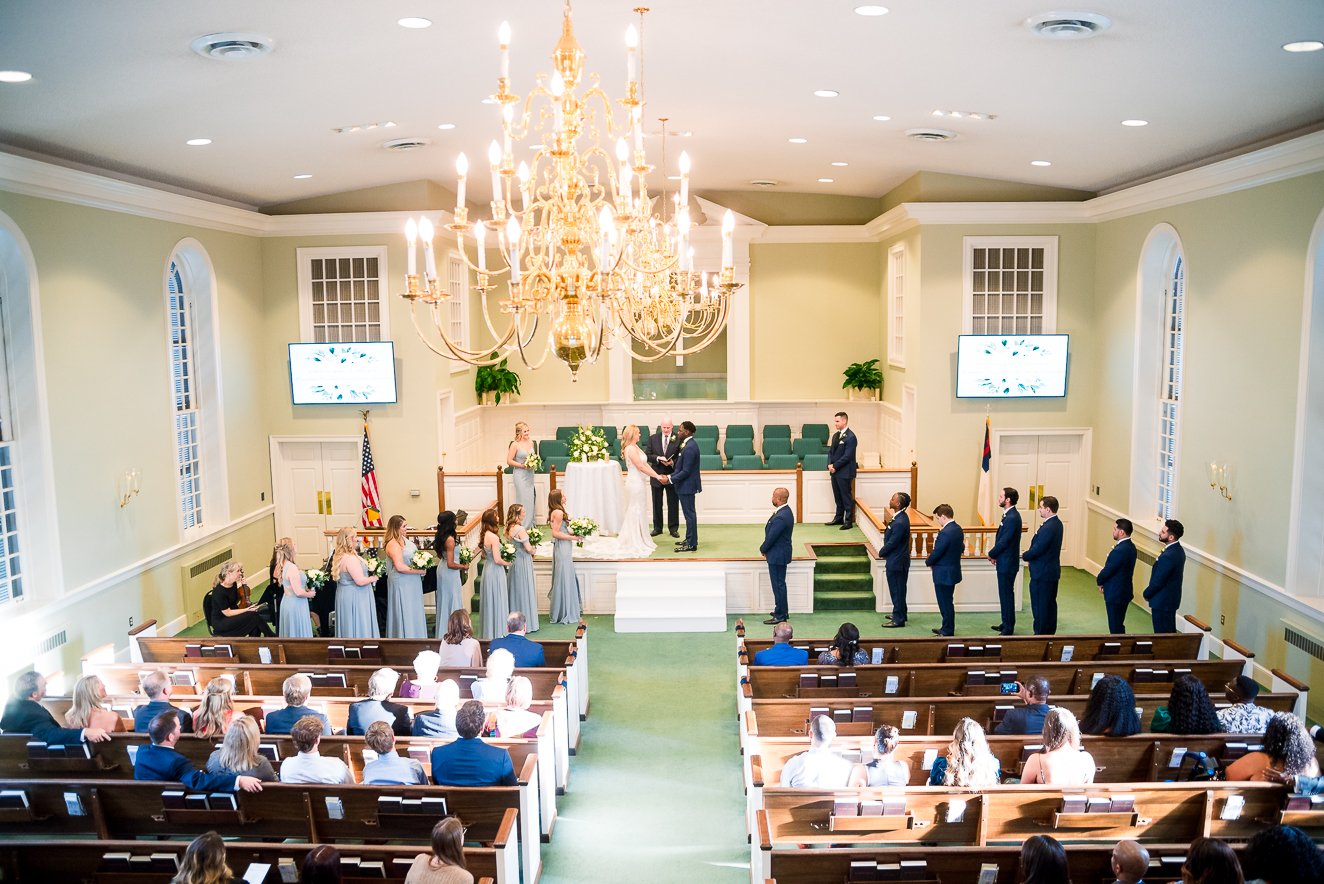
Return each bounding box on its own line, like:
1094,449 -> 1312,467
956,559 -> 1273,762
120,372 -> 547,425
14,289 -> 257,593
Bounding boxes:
413,679 -> 462,740
300,845 -> 342,884
401,650 -> 443,700
1079,675 -> 1142,737
1110,840 -> 1150,884
430,701 -> 517,787
1245,825 -> 1324,884
817,621 -> 869,666
928,717 -> 1001,787
472,648 -> 516,702
1021,835 -> 1070,884
406,817 -> 474,884
279,715 -> 353,784
134,710 -> 263,792
64,674 -> 126,734
265,674 -> 331,736
1151,674 -> 1224,734
1224,711 -> 1319,782
1217,675 -> 1273,735
347,668 -> 412,736
495,676 -> 542,738
133,670 -> 194,734
1020,708 -> 1096,786
174,831 -> 232,884
361,720 -> 429,785
848,724 -> 910,787
779,713 -> 853,788
752,622 -> 809,666
206,715 -> 276,782
1183,836 -> 1245,884
439,609 -> 483,669
192,676 -> 237,739
488,611 -> 545,668
995,675 -> 1053,735
1,670 -> 111,744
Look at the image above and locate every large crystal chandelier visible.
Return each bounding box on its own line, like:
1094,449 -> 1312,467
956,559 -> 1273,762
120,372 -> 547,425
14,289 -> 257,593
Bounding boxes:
400,2 -> 741,380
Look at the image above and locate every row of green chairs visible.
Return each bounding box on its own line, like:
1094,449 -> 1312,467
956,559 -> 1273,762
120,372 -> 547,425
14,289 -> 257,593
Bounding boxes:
512,449 -> 830,474
551,422 -> 832,444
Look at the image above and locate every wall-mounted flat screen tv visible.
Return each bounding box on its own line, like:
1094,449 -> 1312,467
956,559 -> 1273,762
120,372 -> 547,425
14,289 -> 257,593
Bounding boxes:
289,342 -> 397,405
955,334 -> 1069,398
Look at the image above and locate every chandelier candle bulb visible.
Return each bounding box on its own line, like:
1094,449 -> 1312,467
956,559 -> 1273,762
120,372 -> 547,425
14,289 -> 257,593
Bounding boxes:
475,221 -> 487,272
455,153 -> 468,211
419,217 -> 437,280
405,218 -> 418,277
625,24 -> 638,84
498,21 -> 511,81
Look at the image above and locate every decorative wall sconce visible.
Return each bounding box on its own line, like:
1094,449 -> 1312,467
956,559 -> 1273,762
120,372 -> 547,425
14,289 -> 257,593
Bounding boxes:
1206,461 -> 1233,501
118,468 -> 141,508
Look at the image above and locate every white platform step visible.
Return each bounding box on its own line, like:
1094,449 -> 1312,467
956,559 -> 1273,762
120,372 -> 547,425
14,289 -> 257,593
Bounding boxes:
614,571 -> 727,632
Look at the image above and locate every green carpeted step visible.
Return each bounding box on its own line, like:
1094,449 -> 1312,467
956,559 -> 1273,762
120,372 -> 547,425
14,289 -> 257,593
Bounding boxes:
812,543 -> 870,558
815,557 -> 872,575
814,589 -> 878,611
813,574 -> 873,593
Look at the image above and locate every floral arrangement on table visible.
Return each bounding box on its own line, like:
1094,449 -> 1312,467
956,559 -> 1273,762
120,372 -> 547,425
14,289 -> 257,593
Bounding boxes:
568,517 -> 598,547
523,450 -> 543,472
304,568 -> 328,592
456,545 -> 476,566
526,527 -> 545,546
500,540 -> 517,563
410,549 -> 437,570
567,426 -> 610,463
361,550 -> 387,578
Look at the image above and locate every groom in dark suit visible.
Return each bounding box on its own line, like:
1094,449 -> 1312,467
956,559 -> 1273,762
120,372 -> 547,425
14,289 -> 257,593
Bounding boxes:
670,421 -> 702,552
646,420 -> 681,539
760,487 -> 795,624
825,411 -> 858,529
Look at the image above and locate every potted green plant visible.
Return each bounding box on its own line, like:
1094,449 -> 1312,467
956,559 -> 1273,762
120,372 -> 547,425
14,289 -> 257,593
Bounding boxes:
474,352 -> 522,405
842,358 -> 882,401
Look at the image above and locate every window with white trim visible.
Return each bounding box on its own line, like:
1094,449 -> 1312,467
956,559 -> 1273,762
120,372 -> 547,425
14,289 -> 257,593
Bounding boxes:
296,246 -> 390,342
445,251 -> 470,374
0,295 -> 23,606
1156,254 -> 1184,521
167,261 -> 203,532
963,236 -> 1058,334
887,243 -> 906,368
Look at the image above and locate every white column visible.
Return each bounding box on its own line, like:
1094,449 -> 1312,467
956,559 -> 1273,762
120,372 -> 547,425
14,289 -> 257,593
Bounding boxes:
726,232 -> 753,401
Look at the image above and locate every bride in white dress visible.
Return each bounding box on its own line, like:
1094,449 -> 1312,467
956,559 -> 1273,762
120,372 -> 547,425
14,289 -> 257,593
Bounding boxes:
576,424 -> 668,559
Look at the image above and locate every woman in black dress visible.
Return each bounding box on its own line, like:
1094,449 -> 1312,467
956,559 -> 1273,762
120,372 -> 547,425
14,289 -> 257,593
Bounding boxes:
209,562 -> 274,637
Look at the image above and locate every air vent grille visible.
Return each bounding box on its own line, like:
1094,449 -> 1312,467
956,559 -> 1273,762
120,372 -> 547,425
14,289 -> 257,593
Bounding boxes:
383,138 -> 431,152
190,33 -> 275,61
1025,12 -> 1112,40
905,128 -> 957,143
189,548 -> 233,580
1285,623 -> 1324,663
38,630 -> 67,656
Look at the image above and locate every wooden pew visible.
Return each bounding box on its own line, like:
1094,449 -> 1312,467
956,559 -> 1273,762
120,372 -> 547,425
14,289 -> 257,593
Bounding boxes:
0,838 -> 507,884
0,778 -> 534,883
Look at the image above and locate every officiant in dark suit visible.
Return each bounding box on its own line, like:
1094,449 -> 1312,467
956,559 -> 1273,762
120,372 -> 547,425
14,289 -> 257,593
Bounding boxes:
646,420 -> 681,539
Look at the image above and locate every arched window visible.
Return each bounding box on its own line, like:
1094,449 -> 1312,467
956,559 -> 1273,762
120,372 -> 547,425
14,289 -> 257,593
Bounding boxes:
1157,254 -> 1184,521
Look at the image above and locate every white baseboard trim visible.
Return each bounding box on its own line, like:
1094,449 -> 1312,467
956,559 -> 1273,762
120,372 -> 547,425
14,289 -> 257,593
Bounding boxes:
162,615 -> 188,637
1082,556 -> 1103,577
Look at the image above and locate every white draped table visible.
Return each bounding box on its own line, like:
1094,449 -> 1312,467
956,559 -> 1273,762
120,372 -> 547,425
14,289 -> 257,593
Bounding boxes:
562,460 -> 624,535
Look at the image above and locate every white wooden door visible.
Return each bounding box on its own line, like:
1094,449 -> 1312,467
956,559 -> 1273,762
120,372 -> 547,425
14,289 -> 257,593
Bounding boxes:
995,432 -> 1084,566
273,439 -> 360,568
997,435 -> 1042,532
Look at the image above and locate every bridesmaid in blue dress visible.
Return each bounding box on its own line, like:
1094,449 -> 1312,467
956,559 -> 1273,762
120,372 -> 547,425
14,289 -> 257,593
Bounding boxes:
504,504 -> 539,632
507,421 -> 536,529
383,515 -> 428,639
547,489 -> 582,624
273,537 -> 315,638
477,509 -> 510,640
332,527 -> 380,638
432,511 -> 468,636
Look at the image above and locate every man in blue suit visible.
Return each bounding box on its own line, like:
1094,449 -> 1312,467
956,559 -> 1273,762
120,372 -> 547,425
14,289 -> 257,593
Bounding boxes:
925,504 -> 963,637
760,487 -> 796,624
987,487 -> 1023,635
488,611 -> 545,667
1021,495 -> 1063,635
430,700 -> 518,786
825,412 -> 858,530
1096,517 -> 1137,634
1143,519 -> 1186,633
752,622 -> 808,665
134,710 -> 263,792
879,491 -> 912,628
670,420 -> 703,552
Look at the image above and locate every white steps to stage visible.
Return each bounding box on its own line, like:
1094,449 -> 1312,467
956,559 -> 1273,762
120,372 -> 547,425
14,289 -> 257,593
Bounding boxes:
613,571 -> 727,632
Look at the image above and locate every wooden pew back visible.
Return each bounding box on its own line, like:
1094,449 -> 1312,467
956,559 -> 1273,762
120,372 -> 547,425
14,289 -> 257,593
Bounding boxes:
133,634 -> 576,668
741,632 -> 1204,665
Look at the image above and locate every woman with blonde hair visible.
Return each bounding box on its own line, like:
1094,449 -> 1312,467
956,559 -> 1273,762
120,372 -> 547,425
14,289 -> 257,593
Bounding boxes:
383,514 -> 428,639
205,715 -> 275,781
928,717 -> 1001,787
65,674 -> 125,732
193,677 -> 236,740
505,504 -> 539,633
438,609 -> 482,668
208,561 -> 273,637
332,526 -> 380,638
170,831 -> 231,884
507,421 -> 536,529
272,537 -> 316,638
477,508 -> 509,640
1021,707 -> 1096,785
547,489 -> 581,624
578,424 -> 667,560
496,675 -> 543,738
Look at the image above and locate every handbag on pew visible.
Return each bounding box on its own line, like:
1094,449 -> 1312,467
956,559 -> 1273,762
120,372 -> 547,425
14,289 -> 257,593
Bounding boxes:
1176,750 -> 1224,782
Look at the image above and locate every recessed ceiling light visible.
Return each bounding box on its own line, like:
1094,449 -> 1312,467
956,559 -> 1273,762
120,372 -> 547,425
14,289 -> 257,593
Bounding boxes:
854,5 -> 889,16
831,161 -> 849,167
814,89 -> 840,98
872,114 -> 892,122
186,138 -> 212,146
1121,119 -> 1149,127
817,178 -> 835,183
932,109 -> 998,120
293,173 -> 313,179
0,71 -> 32,83
788,137 -> 808,144
397,17 -> 432,29
1283,40 -> 1324,52
1030,160 -> 1052,167
437,123 -> 456,130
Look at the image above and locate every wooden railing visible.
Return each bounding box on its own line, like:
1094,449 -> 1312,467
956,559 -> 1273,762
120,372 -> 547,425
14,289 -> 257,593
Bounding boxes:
855,498 -> 1025,560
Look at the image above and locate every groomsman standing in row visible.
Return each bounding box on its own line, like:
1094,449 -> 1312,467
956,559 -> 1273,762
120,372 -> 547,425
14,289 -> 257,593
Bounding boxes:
1096,518 -> 1137,633
1144,519 -> 1186,633
825,412 -> 857,530
1022,495 -> 1063,635
987,487 -> 1022,636
926,504 -> 963,637
760,487 -> 795,625
879,491 -> 911,628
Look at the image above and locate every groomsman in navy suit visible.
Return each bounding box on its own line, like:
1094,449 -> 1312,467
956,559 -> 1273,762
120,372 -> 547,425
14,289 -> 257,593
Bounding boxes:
925,504 -> 964,637
878,491 -> 912,628
670,421 -> 703,552
1143,519 -> 1186,633
760,487 -> 795,624
987,487 -> 1023,635
1096,517 -> 1137,634
1021,495 -> 1063,635
825,412 -> 858,530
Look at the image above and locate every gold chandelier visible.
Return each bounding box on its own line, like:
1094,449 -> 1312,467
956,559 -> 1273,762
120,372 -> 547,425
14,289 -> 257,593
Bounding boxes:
399,2 -> 741,380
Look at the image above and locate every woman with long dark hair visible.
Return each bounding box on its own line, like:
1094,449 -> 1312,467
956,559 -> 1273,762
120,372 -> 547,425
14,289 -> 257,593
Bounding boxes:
1020,834 -> 1070,884
817,622 -> 868,665
433,511 -> 467,632
1224,711 -> 1320,781
548,490 -> 581,625
1181,836 -> 1244,884
405,817 -> 473,883
1079,674 -> 1142,736
1152,674 -> 1224,734
476,508 -> 509,640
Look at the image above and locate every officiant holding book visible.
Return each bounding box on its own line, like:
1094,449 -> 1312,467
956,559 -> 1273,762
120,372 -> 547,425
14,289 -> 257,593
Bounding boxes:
647,420 -> 681,539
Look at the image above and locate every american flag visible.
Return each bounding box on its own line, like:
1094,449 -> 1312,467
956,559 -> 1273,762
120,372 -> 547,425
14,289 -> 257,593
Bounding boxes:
361,422 -> 383,528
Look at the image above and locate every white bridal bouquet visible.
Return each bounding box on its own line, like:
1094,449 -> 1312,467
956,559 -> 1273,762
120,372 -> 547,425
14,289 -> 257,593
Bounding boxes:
568,517 -> 598,547
361,552 -> 387,578
526,527 -> 545,546
456,545 -> 476,566
500,540 -> 517,563
524,450 -> 542,472
410,549 -> 437,570
567,426 -> 610,462
304,568 -> 328,592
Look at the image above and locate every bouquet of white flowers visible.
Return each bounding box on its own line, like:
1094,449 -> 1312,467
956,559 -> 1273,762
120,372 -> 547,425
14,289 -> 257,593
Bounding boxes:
500,540 -> 517,563
456,545 -> 476,566
524,450 -> 542,472
568,517 -> 598,547
567,426 -> 610,462
526,527 -> 545,546
410,549 -> 437,570
361,551 -> 387,578
304,568 -> 328,591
